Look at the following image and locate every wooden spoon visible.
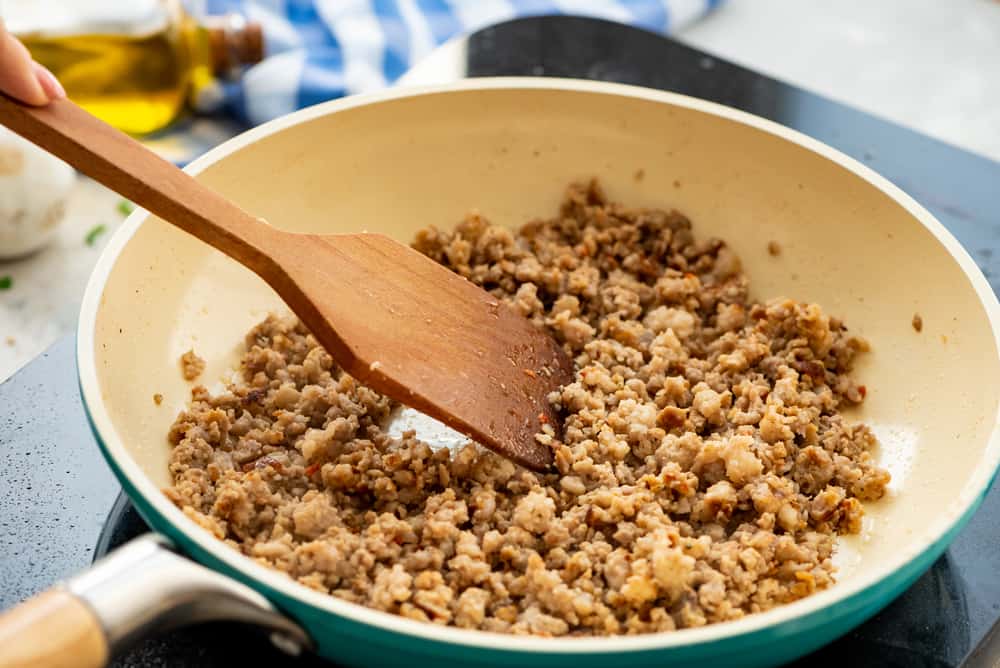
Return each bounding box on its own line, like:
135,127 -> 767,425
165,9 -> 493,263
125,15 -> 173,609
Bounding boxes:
0,94 -> 574,471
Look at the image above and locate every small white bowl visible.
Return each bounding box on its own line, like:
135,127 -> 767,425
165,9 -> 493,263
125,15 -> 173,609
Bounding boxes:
0,126 -> 75,259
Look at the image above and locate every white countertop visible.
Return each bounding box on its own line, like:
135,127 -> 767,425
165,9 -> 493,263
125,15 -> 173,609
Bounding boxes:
1,0 -> 998,382
0,178 -> 122,382
679,0 -> 1000,162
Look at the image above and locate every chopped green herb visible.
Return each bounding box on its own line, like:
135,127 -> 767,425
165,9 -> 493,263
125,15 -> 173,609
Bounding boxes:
85,224 -> 107,247
117,199 -> 135,216
0,275 -> 11,290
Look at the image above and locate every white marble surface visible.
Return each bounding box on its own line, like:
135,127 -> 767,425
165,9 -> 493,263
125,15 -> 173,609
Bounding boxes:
679,0 -> 1000,162
0,178 -> 125,381
2,0 -> 999,382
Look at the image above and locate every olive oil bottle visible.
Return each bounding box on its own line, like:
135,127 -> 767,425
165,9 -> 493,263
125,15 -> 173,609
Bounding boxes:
7,0 -> 263,135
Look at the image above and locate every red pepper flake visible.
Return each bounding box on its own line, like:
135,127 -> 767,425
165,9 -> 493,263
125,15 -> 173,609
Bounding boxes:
304,462 -> 321,477
538,412 -> 550,424
683,272 -> 696,279
260,458 -> 284,473
523,369 -> 537,379
858,385 -> 867,398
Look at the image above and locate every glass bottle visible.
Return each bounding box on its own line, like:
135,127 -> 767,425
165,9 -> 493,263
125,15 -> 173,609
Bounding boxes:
5,0 -> 263,135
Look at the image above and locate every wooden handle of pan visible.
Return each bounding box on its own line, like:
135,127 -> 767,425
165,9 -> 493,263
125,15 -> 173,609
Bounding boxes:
0,588 -> 108,668
0,93 -> 281,279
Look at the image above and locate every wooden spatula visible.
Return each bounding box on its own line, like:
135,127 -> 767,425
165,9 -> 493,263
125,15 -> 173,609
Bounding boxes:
0,94 -> 574,471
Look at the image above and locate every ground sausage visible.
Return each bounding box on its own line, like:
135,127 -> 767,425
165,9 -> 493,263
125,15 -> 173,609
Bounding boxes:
165,181 -> 889,636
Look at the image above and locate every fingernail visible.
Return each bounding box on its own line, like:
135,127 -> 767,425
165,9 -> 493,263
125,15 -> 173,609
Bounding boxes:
33,62 -> 66,101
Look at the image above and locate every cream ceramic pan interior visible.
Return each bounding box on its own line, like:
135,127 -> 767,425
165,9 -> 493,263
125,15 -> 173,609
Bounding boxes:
79,79 -> 1000,661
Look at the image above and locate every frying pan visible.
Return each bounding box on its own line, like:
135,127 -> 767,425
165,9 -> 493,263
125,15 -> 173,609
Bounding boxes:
1,79 -> 998,668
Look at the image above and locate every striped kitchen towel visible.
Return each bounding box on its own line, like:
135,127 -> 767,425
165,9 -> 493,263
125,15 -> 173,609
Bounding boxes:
195,0 -> 721,126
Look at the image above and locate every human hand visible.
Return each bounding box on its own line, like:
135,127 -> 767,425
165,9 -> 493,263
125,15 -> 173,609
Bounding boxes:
0,19 -> 65,105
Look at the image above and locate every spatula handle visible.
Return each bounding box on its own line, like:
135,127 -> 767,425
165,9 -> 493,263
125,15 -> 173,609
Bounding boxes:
0,93 -> 280,278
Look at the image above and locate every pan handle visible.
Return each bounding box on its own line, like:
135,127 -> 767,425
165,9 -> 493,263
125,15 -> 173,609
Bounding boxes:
0,587 -> 107,668
0,534 -> 312,667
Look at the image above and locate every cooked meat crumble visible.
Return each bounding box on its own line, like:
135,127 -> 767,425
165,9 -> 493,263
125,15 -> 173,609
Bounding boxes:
165,181 -> 889,636
180,349 -> 206,381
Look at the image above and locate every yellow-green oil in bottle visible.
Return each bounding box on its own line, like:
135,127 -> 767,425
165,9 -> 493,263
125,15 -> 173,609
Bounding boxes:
20,28 -> 204,135
12,1 -> 259,135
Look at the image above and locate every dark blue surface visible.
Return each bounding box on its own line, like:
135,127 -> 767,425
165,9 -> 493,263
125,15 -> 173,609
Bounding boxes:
0,337 -> 118,609
1,16 -> 998,668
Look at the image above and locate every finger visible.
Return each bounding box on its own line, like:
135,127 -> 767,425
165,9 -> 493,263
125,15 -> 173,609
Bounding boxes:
32,61 -> 66,100
0,23 -> 50,105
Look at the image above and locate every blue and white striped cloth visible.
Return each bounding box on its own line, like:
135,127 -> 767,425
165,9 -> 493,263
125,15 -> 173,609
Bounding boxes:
196,0 -> 721,126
